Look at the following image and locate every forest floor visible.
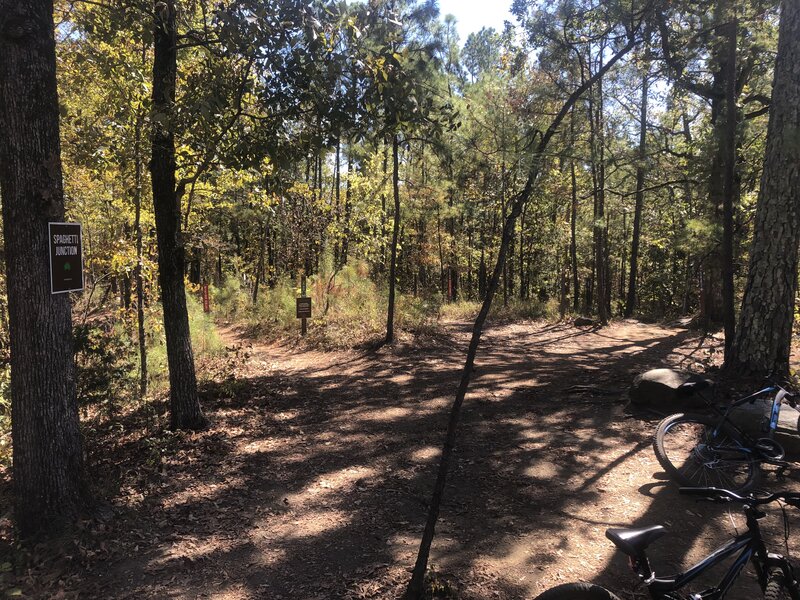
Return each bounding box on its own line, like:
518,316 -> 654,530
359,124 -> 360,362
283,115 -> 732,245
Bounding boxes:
3,319 -> 800,599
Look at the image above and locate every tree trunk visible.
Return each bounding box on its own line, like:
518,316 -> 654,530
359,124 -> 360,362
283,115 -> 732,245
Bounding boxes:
570,152 -> 579,312
333,140 -> 341,268
720,15 -> 738,363
731,0 -> 800,376
133,111 -> 148,398
588,71 -> 609,324
380,141 -> 388,273
700,5 -> 737,330
385,134 -> 401,344
0,0 -> 85,535
253,220 -> 266,305
151,0 -> 207,430
625,61 -> 649,317
342,145 -> 353,265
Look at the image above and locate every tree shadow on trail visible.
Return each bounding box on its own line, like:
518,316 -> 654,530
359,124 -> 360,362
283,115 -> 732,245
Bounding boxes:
15,319 -> 759,600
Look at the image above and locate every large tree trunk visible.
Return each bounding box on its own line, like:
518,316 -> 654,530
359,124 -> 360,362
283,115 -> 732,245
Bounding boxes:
625,59 -> 649,317
731,0 -> 800,375
700,4 -> 738,332
720,14 -> 738,363
151,0 -> 207,430
588,71 -> 609,324
385,134 -> 401,344
0,0 -> 85,535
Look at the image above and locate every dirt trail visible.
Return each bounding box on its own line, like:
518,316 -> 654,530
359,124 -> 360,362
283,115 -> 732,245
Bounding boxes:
5,319 -> 800,599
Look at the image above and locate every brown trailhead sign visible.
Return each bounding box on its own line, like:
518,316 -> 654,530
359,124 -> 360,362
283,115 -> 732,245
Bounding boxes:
49,222 -> 84,294
296,297 -> 312,319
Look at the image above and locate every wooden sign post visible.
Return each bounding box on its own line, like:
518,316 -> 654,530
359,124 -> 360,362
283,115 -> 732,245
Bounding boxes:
201,283 -> 210,313
296,275 -> 311,336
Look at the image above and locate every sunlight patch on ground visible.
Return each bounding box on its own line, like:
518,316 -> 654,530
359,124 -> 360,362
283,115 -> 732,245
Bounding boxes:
523,461 -> 560,480
609,344 -> 647,355
146,536 -> 243,572
161,477 -> 247,509
352,406 -> 413,422
286,465 -> 378,504
419,396 -> 450,410
410,445 -> 440,462
236,438 -> 280,455
273,410 -> 299,422
266,508 -> 351,540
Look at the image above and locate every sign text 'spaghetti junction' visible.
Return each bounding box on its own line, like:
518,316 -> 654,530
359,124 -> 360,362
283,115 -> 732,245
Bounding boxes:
49,222 -> 84,294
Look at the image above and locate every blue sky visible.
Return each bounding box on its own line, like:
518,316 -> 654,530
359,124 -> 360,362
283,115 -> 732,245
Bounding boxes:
437,0 -> 514,43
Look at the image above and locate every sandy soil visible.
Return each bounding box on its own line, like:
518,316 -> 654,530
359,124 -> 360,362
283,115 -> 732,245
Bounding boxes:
2,319 -> 800,599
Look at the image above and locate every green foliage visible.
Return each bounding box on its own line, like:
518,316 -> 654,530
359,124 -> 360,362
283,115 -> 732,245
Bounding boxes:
211,262 -> 446,348
74,320 -> 137,414
146,293 -> 224,393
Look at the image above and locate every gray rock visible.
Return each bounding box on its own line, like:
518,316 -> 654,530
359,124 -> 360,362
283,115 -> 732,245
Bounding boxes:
728,398 -> 800,459
629,368 -> 712,408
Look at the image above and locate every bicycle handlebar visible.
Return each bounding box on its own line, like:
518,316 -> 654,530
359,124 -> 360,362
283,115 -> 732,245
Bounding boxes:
680,486 -> 800,507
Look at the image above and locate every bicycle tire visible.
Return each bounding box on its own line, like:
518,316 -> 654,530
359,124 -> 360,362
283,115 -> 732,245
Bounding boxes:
653,413 -> 760,492
533,582 -> 622,600
765,570 -> 792,600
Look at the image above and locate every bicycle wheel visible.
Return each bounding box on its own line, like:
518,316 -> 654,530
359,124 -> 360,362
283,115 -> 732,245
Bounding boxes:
533,582 -> 621,599
653,413 -> 760,492
765,570 -> 792,600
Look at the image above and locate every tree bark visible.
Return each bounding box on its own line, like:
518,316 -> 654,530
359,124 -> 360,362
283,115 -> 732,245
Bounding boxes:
731,0 -> 800,376
342,145 -> 353,266
720,15 -> 738,363
0,0 -> 85,535
570,145 -> 579,312
133,111 -> 148,398
385,134 -> 401,344
253,220 -> 266,305
700,3 -> 738,331
151,0 -> 207,430
588,69 -> 609,324
625,59 -> 649,317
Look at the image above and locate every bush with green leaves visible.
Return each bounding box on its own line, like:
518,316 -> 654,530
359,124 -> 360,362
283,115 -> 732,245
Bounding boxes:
73,320 -> 137,415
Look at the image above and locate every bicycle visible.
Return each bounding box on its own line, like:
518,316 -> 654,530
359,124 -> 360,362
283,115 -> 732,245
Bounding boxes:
534,486 -> 800,599
653,381 -> 797,492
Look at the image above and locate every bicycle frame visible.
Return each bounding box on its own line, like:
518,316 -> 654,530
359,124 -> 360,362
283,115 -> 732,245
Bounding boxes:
637,505 -> 799,599
704,386 -> 790,463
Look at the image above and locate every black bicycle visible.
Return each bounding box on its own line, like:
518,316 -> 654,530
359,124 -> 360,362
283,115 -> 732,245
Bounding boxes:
534,487 -> 800,599
653,381 -> 797,492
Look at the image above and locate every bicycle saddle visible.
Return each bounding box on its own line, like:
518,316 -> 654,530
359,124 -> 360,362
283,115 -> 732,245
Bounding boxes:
605,525 -> 666,557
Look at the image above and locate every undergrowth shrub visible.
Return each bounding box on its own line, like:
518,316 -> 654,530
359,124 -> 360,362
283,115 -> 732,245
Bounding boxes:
439,300 -> 481,321
439,297 -> 552,322
147,292 -> 224,393
213,275 -> 250,321
395,293 -> 440,335
214,262 -> 447,347
74,319 -> 137,415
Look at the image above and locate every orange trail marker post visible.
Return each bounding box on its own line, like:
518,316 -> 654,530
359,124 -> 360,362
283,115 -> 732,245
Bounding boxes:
202,283 -> 210,313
